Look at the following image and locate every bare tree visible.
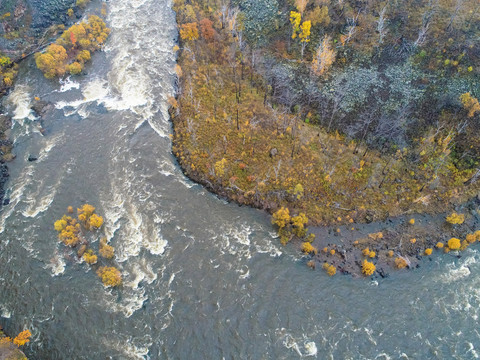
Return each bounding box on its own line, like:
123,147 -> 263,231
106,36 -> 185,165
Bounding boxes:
376,4 -> 388,44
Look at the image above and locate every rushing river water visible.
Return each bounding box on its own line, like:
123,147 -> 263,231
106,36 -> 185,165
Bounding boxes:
1,0 -> 480,359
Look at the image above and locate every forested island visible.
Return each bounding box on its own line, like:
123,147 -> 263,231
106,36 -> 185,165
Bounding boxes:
171,0 -> 480,276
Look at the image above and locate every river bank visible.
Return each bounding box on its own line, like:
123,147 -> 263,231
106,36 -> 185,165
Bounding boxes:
171,0 -> 480,277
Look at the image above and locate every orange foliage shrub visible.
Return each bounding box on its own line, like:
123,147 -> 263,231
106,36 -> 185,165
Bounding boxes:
13,330 -> 31,346
395,257 -> 408,269
199,18 -> 215,40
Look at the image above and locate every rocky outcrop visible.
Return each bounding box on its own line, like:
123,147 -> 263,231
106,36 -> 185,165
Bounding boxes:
0,0 -> 75,61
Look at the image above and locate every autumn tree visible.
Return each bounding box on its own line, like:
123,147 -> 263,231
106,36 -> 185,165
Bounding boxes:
13,330 -> 31,347
35,44 -> 68,79
199,18 -> 215,40
180,22 -> 199,41
305,5 -> 330,26
97,266 -> 122,287
299,20 -> 311,58
295,0 -> 309,16
312,35 -> 335,75
460,92 -> 480,118
290,11 -> 301,39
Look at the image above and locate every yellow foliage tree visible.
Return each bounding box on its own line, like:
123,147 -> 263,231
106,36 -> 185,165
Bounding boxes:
97,266 -> 122,287
291,212 -> 308,236
214,158 -> 228,177
424,248 -> 432,255
272,207 -> 290,228
180,22 -> 199,41
290,11 -> 301,39
362,260 -> 376,276
302,242 -> 317,254
78,204 -> 95,223
460,92 -> 480,118
299,21 -> 311,43
35,44 -> 67,79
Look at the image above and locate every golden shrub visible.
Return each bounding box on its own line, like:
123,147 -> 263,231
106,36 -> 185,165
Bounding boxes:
330,249 -> 335,255
466,234 -> 476,243
387,250 -> 394,257
54,219 -> 67,232
436,242 -> 444,248
301,242 -> 317,255
369,251 -> 376,258
99,241 -> 114,259
475,231 -> 480,241
424,248 -> 432,256
97,266 -> 122,287
408,218 -> 415,225
447,238 -> 461,250
83,249 -> 98,265
395,257 -> 408,269
446,212 -> 465,225
322,263 -> 336,276
89,214 -> 104,229
362,260 -> 375,276
362,248 -> 370,256
272,207 -> 290,228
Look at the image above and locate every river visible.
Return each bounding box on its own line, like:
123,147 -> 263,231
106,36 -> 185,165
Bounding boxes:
0,0 -> 479,359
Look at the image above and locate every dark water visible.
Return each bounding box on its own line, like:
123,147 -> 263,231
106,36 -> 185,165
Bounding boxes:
1,0 -> 480,359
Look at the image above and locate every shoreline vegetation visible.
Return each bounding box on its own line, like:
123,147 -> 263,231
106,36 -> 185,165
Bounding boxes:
170,0 -> 480,276
0,0 -> 108,208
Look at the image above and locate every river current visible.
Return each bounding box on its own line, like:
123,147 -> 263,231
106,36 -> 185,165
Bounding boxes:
0,0 -> 479,359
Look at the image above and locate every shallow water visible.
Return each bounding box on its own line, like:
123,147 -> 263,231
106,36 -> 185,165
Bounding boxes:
1,1 -> 480,359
